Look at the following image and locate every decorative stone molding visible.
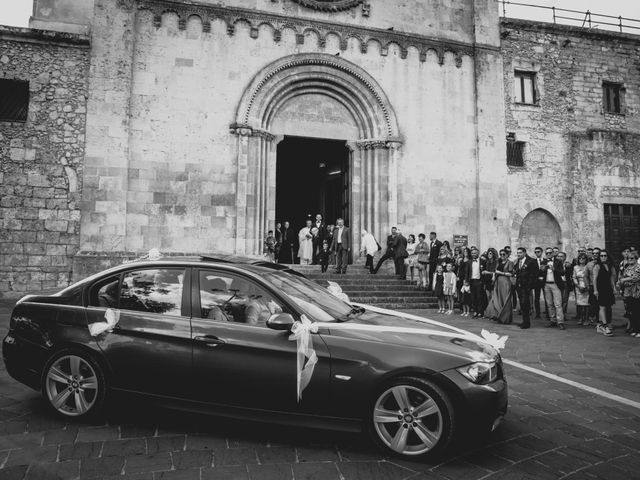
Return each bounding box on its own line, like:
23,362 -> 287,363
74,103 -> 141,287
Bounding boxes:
356,139 -> 388,150
234,53 -> 400,139
229,124 -> 277,142
131,0 -> 480,65
291,0 -> 363,12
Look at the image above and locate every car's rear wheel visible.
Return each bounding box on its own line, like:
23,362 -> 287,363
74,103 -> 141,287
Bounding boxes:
369,376 -> 455,459
42,349 -> 106,419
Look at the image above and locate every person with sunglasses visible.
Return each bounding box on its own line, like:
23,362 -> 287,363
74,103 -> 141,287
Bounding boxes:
593,249 -> 618,336
541,248 -> 566,329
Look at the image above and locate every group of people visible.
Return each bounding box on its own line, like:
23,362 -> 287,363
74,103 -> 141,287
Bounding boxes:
411,240 -> 640,338
264,220 -> 640,338
263,214 -> 351,273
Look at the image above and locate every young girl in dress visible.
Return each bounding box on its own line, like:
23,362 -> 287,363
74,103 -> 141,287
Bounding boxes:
443,262 -> 457,314
460,281 -> 471,317
433,264 -> 445,313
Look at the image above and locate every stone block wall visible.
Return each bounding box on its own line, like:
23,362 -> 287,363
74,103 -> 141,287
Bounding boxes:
502,19 -> 640,255
0,27 -> 89,294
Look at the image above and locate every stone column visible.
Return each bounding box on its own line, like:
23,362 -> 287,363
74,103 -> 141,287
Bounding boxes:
231,125 -> 278,256
352,139 -> 402,250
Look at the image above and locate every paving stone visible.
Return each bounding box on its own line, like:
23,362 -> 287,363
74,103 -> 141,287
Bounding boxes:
24,460 -> 80,480
124,453 -> 172,474
429,459 -> 490,480
246,463 -> 293,480
292,462 -> 342,480
0,465 -> 29,480
201,465 -> 250,479
121,425 -> 157,439
0,433 -> 44,451
147,436 -> 186,454
102,438 -> 147,457
255,446 -> 296,464
296,446 -> 340,463
213,448 -> 258,467
59,441 -> 102,461
185,434 -> 228,450
4,445 -> 58,466
42,427 -> 78,445
155,469 -> 201,480
76,425 -> 120,443
80,456 -> 126,478
337,461 -> 417,480
172,450 -> 214,469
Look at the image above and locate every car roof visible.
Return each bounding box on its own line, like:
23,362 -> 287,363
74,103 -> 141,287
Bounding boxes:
56,255 -> 305,296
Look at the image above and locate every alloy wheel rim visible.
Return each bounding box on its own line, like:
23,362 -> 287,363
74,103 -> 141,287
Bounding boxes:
373,385 -> 443,455
45,355 -> 98,416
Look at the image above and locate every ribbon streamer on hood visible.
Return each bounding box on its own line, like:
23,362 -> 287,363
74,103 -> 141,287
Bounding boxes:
288,303 -> 508,401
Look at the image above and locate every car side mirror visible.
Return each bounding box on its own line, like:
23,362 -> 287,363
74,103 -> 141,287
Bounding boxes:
267,313 -> 296,331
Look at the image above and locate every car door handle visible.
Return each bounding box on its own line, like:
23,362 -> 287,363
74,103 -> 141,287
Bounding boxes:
194,335 -> 226,347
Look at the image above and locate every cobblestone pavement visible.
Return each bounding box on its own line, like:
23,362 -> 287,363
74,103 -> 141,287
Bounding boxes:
0,296 -> 639,479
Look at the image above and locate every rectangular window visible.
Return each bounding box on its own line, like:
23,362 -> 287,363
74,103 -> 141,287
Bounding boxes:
506,139 -> 525,167
603,82 -> 623,114
0,79 -> 29,122
514,71 -> 537,105
120,268 -> 185,316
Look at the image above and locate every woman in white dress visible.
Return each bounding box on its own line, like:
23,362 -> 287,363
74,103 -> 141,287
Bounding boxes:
297,219 -> 314,265
360,229 -> 379,273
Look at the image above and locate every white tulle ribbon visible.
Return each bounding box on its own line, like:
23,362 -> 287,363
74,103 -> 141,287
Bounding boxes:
288,315 -> 319,401
289,303 -> 509,401
88,308 -> 121,336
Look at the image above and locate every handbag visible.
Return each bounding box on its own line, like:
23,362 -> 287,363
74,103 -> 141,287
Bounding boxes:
376,240 -> 382,251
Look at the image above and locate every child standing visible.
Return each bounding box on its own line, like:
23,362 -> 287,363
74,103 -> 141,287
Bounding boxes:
433,264 -> 445,313
460,281 -> 471,316
319,241 -> 330,273
443,263 -> 457,314
264,230 -> 276,263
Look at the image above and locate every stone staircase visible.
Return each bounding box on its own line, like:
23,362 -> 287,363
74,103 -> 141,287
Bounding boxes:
287,264 -> 438,310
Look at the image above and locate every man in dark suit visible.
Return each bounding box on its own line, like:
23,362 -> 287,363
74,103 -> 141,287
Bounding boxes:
541,247 -> 566,329
532,246 -> 548,320
311,213 -> 326,265
428,232 -> 443,290
469,247 -> 487,318
513,247 -> 537,329
279,221 -> 296,264
330,218 -> 350,274
392,230 -> 409,278
372,227 -> 397,274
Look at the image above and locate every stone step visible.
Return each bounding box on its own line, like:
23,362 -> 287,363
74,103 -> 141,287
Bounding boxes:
351,296 -> 438,303
340,285 -> 425,292
306,274 -> 401,280
342,290 -> 429,297
362,303 -> 439,310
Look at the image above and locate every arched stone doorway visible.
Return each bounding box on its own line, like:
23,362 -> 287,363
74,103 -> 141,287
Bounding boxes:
518,208 -> 563,251
230,53 -> 401,256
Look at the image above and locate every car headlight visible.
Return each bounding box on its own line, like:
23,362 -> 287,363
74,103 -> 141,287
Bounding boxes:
456,362 -> 498,385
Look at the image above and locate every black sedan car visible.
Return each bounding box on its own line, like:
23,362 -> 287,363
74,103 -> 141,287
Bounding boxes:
3,256 -> 507,459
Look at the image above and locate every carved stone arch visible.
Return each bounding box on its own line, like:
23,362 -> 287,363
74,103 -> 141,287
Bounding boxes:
513,204 -> 570,251
235,53 -> 399,139
231,53 -> 402,255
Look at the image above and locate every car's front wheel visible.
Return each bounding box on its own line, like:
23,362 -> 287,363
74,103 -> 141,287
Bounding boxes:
369,376 -> 456,459
42,349 -> 106,419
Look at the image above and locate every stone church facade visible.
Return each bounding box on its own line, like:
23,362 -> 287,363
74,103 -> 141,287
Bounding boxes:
1,0 -> 639,292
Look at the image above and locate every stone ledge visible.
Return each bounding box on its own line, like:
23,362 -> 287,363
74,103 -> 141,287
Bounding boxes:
501,18 -> 640,44
0,25 -> 90,48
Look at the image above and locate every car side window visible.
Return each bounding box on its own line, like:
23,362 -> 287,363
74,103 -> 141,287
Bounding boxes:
88,275 -> 120,308
120,268 -> 185,316
199,271 -> 283,326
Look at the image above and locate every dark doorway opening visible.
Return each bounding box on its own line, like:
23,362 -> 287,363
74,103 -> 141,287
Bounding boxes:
604,203 -> 640,264
276,136 -> 350,232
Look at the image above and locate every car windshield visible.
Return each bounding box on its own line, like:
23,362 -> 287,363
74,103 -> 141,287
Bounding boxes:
262,270 -> 353,322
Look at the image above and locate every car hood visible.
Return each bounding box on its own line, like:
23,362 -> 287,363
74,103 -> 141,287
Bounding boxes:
324,309 -> 499,363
